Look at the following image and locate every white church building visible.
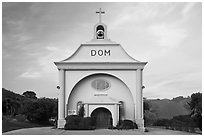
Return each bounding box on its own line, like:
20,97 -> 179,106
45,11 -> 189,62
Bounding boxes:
54,9 -> 147,129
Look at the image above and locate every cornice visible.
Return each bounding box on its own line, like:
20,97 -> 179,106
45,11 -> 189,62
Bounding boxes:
54,62 -> 147,70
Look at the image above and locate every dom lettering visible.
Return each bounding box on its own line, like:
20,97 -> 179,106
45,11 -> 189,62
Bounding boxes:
91,50 -> 110,56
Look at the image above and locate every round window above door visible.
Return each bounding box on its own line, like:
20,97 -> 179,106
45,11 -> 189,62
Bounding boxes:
91,79 -> 111,91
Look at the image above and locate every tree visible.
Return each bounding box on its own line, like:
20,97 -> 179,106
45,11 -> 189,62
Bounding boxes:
78,105 -> 85,117
188,92 -> 202,131
23,91 -> 37,99
2,96 -> 20,116
143,100 -> 157,126
22,98 -> 57,124
2,88 -> 26,116
144,101 -> 150,112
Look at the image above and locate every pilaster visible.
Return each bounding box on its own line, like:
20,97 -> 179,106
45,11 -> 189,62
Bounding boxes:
113,104 -> 119,126
135,69 -> 144,129
57,69 -> 66,128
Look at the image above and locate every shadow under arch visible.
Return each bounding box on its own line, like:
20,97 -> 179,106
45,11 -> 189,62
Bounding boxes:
90,107 -> 112,129
67,72 -> 136,124
68,72 -> 134,104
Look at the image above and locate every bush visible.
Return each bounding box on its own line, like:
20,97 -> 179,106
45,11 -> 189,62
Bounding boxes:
153,115 -> 198,133
64,115 -> 94,130
192,114 -> 202,131
144,128 -> 149,132
78,105 -> 85,117
116,120 -> 138,130
22,98 -> 57,124
15,114 -> 27,122
153,119 -> 170,127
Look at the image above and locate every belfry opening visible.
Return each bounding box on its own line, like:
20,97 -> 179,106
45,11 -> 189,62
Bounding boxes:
96,25 -> 105,39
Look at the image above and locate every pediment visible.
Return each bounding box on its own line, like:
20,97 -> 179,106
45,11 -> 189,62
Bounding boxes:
59,43 -> 139,63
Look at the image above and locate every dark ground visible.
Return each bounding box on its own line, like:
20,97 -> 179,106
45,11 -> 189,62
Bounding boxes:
2,119 -> 48,133
3,126 -> 201,135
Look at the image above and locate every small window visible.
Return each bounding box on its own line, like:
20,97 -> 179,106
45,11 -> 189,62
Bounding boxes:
91,79 -> 110,91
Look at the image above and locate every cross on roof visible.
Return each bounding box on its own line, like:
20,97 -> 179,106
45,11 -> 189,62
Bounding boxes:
96,8 -> 105,23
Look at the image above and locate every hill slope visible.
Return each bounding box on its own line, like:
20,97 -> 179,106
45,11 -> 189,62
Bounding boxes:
146,97 -> 191,119
2,88 -> 25,100
2,88 -> 191,120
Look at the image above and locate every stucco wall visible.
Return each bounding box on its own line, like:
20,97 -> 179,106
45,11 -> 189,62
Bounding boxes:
65,71 -> 137,120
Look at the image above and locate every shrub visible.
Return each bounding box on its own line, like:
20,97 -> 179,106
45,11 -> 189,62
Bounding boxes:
78,105 -> 85,117
15,114 -> 27,122
22,98 -> 57,124
144,128 -> 149,132
153,115 -> 198,133
116,120 -> 138,130
153,119 -> 170,127
64,115 -> 94,130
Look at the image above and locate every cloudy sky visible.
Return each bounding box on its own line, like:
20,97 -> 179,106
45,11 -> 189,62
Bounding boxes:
2,2 -> 202,99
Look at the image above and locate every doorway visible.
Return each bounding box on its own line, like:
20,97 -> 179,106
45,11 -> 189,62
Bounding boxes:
91,107 -> 112,129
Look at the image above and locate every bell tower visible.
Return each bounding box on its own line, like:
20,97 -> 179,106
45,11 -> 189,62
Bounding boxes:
94,8 -> 108,40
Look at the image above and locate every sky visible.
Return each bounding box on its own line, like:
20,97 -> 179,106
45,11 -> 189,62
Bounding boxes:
2,2 -> 202,99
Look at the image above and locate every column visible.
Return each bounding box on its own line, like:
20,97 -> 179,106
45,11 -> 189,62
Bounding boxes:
84,104 -> 89,117
136,69 -> 144,129
113,104 -> 119,126
141,69 -> 144,120
116,104 -> 119,124
57,69 -> 66,128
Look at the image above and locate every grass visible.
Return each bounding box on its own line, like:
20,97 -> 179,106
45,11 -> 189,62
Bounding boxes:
2,118 -> 48,133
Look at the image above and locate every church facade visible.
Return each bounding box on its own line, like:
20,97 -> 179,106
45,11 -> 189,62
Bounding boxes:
54,9 -> 147,129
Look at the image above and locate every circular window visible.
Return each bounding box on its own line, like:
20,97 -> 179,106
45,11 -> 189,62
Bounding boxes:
91,79 -> 110,91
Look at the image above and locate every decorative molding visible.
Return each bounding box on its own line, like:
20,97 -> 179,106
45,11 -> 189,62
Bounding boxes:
54,62 -> 147,70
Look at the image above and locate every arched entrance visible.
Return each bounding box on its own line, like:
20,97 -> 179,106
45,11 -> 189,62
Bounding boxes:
67,73 -> 135,126
91,107 -> 112,129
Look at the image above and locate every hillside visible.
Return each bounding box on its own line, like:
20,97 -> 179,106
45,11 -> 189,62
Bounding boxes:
2,88 -> 25,100
2,88 -> 191,120
146,97 -> 191,119
2,88 -> 57,133
2,88 -> 30,116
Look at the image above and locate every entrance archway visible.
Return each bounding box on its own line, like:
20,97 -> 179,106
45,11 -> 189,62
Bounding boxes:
91,107 -> 112,129
67,73 -> 135,124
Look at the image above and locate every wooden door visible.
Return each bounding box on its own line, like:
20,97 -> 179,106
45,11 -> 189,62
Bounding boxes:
91,108 -> 112,129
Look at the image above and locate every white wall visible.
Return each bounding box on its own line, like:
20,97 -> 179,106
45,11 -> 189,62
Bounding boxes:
65,70 -> 137,103
66,72 -> 136,120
